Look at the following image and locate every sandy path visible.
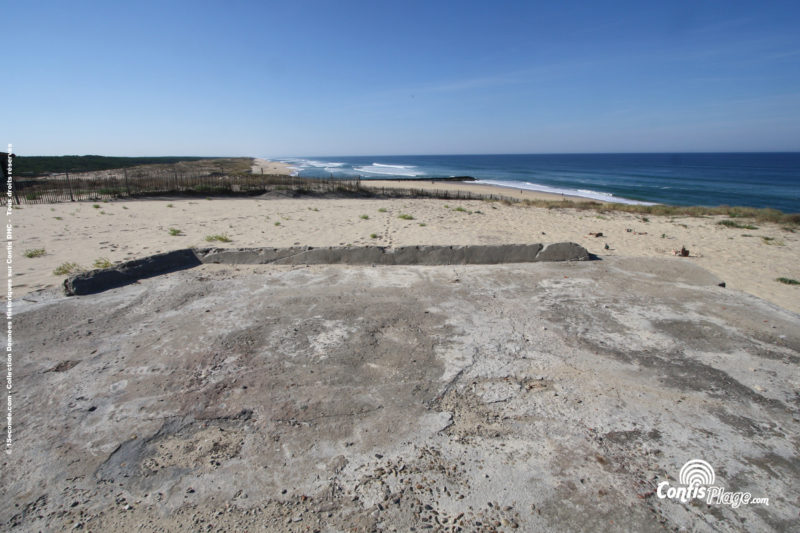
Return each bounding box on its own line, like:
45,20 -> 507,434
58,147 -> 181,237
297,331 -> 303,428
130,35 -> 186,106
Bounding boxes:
12,194 -> 800,313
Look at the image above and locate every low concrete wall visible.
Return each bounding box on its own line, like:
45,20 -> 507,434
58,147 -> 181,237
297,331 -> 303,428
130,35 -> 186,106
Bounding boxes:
64,243 -> 590,295
63,249 -> 202,296
194,243 -> 589,265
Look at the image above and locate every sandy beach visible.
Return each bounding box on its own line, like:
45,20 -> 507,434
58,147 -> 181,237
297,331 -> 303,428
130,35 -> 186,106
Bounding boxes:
13,184 -> 800,314
251,157 -> 294,175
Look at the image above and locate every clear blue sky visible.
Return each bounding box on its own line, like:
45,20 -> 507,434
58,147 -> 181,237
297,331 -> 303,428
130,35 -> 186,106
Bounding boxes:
5,0 -> 800,156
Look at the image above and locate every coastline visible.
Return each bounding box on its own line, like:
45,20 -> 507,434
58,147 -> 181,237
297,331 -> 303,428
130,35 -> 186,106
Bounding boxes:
273,153 -> 800,212
14,194 -> 800,313
359,179 -> 596,203
251,157 -> 293,175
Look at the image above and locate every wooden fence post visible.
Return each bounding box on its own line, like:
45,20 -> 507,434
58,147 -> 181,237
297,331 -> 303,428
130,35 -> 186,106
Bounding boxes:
12,175 -> 20,204
123,168 -> 131,197
65,171 -> 75,201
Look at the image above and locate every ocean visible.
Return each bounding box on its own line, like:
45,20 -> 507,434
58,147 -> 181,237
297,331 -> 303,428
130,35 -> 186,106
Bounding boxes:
274,153 -> 800,213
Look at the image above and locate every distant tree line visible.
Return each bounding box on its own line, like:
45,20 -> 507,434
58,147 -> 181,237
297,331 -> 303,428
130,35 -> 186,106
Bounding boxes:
14,155 -> 217,176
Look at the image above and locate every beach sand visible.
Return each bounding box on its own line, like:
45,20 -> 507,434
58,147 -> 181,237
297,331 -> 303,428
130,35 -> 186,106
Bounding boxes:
251,157 -> 293,175
13,185 -> 800,314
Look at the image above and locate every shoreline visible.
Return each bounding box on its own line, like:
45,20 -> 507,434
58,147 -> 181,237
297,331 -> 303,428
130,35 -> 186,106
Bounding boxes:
269,158 -> 643,205
251,157 -> 293,175
359,179 -> 597,203
265,155 -> 800,212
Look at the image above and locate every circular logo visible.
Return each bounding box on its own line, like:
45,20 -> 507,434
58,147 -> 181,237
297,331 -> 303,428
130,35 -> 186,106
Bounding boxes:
679,459 -> 715,487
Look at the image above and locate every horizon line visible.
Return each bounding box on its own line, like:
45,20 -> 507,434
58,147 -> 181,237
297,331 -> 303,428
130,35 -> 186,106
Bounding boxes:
14,150 -> 800,158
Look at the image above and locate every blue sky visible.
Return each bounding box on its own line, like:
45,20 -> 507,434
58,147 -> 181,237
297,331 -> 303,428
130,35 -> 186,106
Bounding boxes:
5,0 -> 800,156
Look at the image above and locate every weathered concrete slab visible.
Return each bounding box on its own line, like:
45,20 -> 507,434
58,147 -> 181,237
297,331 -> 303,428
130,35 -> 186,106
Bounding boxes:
8,258 -> 798,531
65,243 -> 587,295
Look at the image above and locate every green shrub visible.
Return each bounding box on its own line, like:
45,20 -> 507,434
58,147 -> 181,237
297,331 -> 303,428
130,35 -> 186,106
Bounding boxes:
717,220 -> 758,230
24,248 -> 46,258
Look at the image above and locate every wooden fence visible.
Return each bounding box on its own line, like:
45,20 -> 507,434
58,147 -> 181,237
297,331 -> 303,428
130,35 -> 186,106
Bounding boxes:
3,167 -> 523,205
3,171 -> 364,205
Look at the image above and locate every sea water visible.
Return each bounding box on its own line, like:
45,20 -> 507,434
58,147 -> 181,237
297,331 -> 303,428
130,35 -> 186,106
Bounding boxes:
273,153 -> 800,212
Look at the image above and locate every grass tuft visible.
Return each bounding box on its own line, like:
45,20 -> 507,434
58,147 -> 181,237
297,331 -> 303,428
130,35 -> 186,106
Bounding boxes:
205,234 -> 232,243
370,233 -> 378,239
53,262 -> 82,276
718,220 -> 758,230
168,228 -> 183,236
360,214 -> 369,220
776,277 -> 800,285
93,257 -> 113,269
24,248 -> 46,258
398,214 -> 414,220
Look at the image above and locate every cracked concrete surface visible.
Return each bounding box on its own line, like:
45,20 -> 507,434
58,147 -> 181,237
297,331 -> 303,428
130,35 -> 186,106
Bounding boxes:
3,257 -> 799,531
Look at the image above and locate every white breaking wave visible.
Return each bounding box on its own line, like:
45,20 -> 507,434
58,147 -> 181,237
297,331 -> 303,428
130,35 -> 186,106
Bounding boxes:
284,159 -> 346,169
577,189 -> 614,199
278,158 -> 349,176
372,163 -> 416,169
354,163 -> 424,177
477,180 -> 657,205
